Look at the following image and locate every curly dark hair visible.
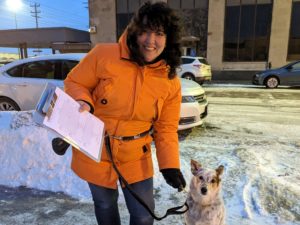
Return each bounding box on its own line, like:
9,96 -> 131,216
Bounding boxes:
126,1 -> 183,79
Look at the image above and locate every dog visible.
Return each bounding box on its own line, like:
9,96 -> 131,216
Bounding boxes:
185,159 -> 225,225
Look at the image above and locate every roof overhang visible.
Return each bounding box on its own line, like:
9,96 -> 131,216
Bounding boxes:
0,27 -> 91,48
181,36 -> 200,42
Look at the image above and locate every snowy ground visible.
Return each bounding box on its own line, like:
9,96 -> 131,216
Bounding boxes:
0,86 -> 300,225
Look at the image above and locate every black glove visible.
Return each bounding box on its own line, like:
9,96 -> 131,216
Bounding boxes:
161,168 -> 186,192
52,138 -> 70,155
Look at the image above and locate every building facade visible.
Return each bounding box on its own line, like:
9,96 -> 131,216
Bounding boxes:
89,0 -> 300,78
88,0 -> 208,55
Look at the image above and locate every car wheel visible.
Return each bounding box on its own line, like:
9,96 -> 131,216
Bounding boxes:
182,73 -> 195,81
0,97 -> 21,111
265,76 -> 279,88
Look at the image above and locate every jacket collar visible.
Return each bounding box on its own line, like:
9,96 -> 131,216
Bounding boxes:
118,29 -> 131,60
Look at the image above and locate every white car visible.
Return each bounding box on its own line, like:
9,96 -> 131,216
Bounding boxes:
179,78 -> 208,130
0,54 -> 208,130
177,56 -> 212,84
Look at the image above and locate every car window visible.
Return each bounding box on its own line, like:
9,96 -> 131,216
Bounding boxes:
197,58 -> 208,65
7,60 -> 56,79
62,60 -> 79,79
181,58 -> 195,64
291,62 -> 300,70
7,64 -> 23,77
24,60 -> 56,79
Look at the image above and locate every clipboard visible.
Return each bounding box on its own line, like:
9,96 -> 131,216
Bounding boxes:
33,83 -> 105,162
34,83 -> 56,125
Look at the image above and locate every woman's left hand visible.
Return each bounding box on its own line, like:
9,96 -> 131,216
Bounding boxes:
161,168 -> 186,192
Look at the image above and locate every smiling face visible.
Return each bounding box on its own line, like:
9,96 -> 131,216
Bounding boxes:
136,27 -> 166,63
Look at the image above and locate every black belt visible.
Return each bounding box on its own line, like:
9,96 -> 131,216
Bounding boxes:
110,128 -> 153,141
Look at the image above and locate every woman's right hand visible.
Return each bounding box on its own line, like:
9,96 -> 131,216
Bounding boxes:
77,100 -> 91,113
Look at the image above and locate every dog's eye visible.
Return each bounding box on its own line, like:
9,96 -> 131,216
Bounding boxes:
199,176 -> 204,180
211,179 -> 216,183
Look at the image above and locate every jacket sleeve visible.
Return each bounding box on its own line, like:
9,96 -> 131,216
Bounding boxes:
153,77 -> 181,170
64,45 -> 102,108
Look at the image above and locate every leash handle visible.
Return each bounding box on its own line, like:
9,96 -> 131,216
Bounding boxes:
104,135 -> 189,220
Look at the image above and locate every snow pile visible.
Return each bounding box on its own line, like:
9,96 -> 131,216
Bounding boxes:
0,111 -> 90,199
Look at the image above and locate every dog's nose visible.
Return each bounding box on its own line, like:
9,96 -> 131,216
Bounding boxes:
201,187 -> 207,195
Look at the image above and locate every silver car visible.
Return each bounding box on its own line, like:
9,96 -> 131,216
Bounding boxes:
0,54 -> 85,111
0,53 -> 208,130
252,60 -> 300,88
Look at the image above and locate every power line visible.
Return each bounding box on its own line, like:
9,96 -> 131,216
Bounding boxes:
43,9 -> 85,24
25,0 -> 88,19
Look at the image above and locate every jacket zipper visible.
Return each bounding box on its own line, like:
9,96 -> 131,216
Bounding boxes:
130,66 -> 144,120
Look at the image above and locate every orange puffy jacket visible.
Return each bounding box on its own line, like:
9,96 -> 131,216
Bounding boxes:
64,32 -> 182,189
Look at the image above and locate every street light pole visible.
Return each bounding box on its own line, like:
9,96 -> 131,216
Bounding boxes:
6,0 -> 23,28
6,0 -> 23,58
14,12 -> 18,29
13,12 -> 21,58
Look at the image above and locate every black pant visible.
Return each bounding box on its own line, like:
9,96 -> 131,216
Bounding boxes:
88,178 -> 154,225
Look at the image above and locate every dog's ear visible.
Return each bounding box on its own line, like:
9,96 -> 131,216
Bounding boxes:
191,159 -> 202,175
216,165 -> 224,177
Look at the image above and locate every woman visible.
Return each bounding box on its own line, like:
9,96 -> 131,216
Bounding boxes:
61,2 -> 185,224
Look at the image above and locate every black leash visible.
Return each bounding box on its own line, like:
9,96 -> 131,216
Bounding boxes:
104,135 -> 189,221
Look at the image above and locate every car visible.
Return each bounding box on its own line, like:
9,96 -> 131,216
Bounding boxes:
0,53 -> 208,130
0,54 -> 85,111
177,56 -> 212,84
252,60 -> 300,88
179,78 -> 208,130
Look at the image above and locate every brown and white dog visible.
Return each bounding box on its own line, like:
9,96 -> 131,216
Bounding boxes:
185,159 -> 225,225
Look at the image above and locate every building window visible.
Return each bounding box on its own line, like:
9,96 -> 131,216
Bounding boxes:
116,0 -> 132,39
168,0 -> 208,56
116,0 -> 150,38
167,0 -> 208,9
116,12 -> 134,39
288,0 -> 300,60
223,0 -> 273,62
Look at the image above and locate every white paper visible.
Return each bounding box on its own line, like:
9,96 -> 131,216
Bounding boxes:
43,87 -> 104,162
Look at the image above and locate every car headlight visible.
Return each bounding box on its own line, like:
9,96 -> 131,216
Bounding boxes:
182,96 -> 196,103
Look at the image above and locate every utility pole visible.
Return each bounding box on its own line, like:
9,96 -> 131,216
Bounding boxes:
30,3 -> 42,55
30,3 -> 41,28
